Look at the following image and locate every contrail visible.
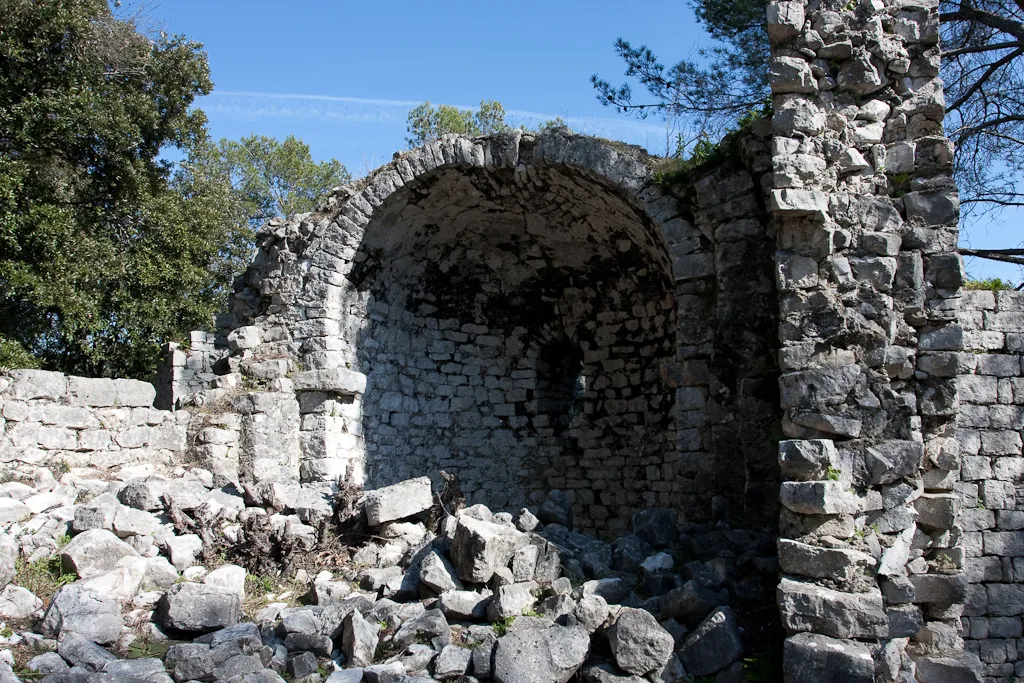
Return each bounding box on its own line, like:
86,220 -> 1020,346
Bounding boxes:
202,90 -> 670,146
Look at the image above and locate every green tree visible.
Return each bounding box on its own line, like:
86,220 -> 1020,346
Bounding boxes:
0,0 -> 241,378
406,100 -> 511,148
215,134 -> 351,229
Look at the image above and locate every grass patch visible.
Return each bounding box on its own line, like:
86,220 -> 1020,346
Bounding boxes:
14,554 -> 75,606
492,616 -> 515,637
241,573 -> 305,621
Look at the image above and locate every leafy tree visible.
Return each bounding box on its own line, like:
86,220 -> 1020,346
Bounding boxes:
406,100 -> 511,148
0,0 -> 238,378
592,0 -> 1024,219
215,135 -> 351,229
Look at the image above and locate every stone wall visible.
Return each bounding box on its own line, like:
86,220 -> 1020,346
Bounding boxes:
168,128 -> 783,534
766,0 -> 972,678
960,289 -> 1024,677
0,370 -> 188,477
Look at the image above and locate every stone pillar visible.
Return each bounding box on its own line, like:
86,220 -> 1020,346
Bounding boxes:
291,368 -> 368,485
767,0 -> 975,679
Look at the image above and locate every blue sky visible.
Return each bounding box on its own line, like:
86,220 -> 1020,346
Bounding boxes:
156,0 -> 1022,283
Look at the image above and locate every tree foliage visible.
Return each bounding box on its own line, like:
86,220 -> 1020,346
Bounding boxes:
214,135 -> 351,229
592,0 -> 1024,216
406,100 -> 512,148
941,0 -> 1024,215
0,1 -> 349,379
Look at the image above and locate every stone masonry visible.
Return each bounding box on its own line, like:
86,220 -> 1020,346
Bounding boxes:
959,290 -> 1024,678
5,0 -> 1024,675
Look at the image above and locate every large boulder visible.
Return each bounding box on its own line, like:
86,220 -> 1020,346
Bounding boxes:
450,515 -> 528,583
42,584 -> 122,644
364,477 -> 433,526
419,550 -> 462,593
341,609 -> 379,667
632,508 -> 678,548
607,607 -> 675,676
57,633 -> 117,672
660,580 -> 727,624
60,529 -> 138,579
537,490 -> 573,528
159,582 -> 241,633
493,625 -> 590,683
0,585 -> 43,619
677,607 -> 744,676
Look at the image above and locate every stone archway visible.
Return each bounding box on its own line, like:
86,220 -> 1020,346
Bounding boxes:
284,133 -> 684,533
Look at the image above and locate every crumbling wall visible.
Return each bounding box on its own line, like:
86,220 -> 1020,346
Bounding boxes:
766,0 -> 971,677
167,129 -> 781,533
0,370 -> 188,476
959,289 -> 1024,675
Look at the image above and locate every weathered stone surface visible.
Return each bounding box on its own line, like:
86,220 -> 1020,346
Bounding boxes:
677,607 -> 743,677
493,625 -> 590,683
419,550 -> 463,593
57,633 -> 116,672
779,481 -> 863,515
777,539 -> 875,584
450,515 -> 527,583
783,633 -> 874,683
607,608 -> 674,676
537,490 -> 573,527
434,643 -> 472,680
159,582 -> 241,633
488,583 -> 537,621
660,580 -> 727,623
42,585 -> 122,643
342,609 -> 379,667
631,508 -> 678,548
393,609 -> 451,650
778,439 -> 835,481
865,441 -> 924,485
777,579 -> 888,638
0,584 -> 42,619
364,477 -> 433,526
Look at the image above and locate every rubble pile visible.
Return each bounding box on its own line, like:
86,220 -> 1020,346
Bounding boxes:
0,470 -> 779,683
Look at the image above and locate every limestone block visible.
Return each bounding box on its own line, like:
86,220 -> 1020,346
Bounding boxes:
914,493 -> 959,529
778,539 -> 875,583
450,515 -> 528,584
291,368 -> 367,395
776,253 -> 819,290
865,440 -> 924,485
780,481 -> 863,515
904,191 -> 960,227
849,256 -> 897,291
773,96 -> 826,136
110,379 -> 155,408
910,574 -> 968,604
9,369 -> 66,401
778,440 -> 837,480
782,633 -> 874,683
61,529 -> 139,579
771,189 -> 828,217
779,366 -> 860,408
67,377 -> 117,407
777,578 -> 888,638
766,1 -> 804,43
227,326 -> 262,351
364,476 -> 433,526
770,57 -> 817,94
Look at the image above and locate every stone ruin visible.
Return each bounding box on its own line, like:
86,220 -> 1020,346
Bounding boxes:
0,0 -> 1021,680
